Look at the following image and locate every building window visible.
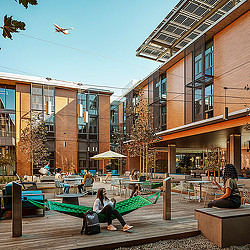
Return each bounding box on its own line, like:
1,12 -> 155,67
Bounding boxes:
111,105 -> 118,124
185,38 -> 214,123
88,94 -> 98,115
160,73 -> 167,99
205,84 -> 214,118
0,85 -> 16,175
31,84 -> 55,132
205,41 -> 214,77
31,84 -> 43,110
160,104 -> 166,131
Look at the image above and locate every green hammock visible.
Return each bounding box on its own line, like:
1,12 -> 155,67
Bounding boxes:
151,182 -> 163,189
27,192 -> 161,223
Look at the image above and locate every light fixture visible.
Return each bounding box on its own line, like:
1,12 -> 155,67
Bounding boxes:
78,103 -> 83,117
46,100 -> 52,115
223,87 -> 228,120
84,111 -> 89,123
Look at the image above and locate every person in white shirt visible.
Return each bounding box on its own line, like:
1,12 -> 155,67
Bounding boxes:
93,188 -> 133,231
55,168 -> 70,194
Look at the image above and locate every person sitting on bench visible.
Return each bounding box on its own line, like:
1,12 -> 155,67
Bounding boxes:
208,164 -> 241,208
93,188 -> 133,231
78,168 -> 94,194
55,168 -> 70,194
129,169 -> 139,198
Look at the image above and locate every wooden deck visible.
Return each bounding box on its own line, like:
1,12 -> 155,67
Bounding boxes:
0,184 -> 203,250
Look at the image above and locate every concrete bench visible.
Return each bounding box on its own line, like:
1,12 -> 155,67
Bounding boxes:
195,206 -> 250,248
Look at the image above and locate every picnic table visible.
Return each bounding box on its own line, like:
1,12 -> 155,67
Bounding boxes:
57,193 -> 83,205
186,180 -> 212,202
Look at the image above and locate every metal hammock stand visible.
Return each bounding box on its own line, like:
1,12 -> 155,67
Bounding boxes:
26,192 -> 161,223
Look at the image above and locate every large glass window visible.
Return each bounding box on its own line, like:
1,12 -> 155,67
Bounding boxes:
31,84 -> 43,110
205,84 -> 214,118
185,39 -> 214,123
111,105 -> 118,124
88,94 -> 98,115
0,86 -> 15,110
0,85 -> 16,176
160,73 -> 167,99
77,92 -> 99,170
205,41 -> 214,76
160,104 -> 166,131
31,84 -> 55,132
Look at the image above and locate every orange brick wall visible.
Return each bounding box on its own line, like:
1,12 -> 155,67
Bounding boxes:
214,10 -> 250,116
167,59 -> 185,129
98,94 -> 111,169
55,88 -> 77,172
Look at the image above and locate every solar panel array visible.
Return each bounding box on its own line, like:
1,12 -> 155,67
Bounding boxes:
136,0 -> 241,62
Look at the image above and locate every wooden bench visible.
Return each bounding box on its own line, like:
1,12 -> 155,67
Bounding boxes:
195,206 -> 250,248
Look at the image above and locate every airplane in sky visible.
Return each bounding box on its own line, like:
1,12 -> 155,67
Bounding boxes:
54,23 -> 73,35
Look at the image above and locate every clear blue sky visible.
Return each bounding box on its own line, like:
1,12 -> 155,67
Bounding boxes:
1,0 -> 179,99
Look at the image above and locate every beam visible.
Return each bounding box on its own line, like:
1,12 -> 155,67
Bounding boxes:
136,54 -> 166,63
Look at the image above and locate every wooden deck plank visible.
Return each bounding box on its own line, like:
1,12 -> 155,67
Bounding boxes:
0,189 -> 203,249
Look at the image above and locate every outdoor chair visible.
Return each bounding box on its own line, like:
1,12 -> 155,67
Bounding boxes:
179,181 -> 198,202
111,178 -> 120,195
241,186 -> 250,205
54,180 -> 64,197
1,182 -> 45,218
141,181 -> 153,195
83,177 -> 94,195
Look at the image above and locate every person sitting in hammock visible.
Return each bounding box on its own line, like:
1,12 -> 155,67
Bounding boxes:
93,188 -> 133,231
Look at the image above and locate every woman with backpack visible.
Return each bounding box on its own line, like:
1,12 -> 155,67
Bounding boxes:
93,188 -> 133,231
208,164 -> 241,208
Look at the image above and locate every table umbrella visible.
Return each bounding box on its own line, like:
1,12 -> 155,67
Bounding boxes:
91,150 -> 127,174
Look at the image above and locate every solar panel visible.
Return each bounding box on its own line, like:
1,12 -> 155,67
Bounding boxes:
136,0 -> 242,62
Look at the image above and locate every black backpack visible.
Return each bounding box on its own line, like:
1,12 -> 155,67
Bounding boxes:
81,210 -> 101,235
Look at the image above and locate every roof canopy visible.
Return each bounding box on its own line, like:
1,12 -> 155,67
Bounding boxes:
136,0 -> 241,62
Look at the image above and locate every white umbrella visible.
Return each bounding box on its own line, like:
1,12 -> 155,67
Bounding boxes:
91,150 -> 127,174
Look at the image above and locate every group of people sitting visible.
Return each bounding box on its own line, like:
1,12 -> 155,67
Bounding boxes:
55,163 -> 242,232
55,168 -> 94,195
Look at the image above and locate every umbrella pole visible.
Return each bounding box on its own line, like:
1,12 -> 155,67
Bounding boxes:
103,159 -> 104,176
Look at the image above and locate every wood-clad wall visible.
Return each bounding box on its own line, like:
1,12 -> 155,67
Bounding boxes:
214,10 -> 250,116
98,94 -> 111,169
16,83 -> 31,177
167,59 -> 185,129
55,88 -> 77,172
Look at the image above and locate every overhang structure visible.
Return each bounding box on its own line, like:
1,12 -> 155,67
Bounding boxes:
136,0 -> 242,62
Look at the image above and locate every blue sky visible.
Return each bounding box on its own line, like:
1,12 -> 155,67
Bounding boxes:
0,0 -> 179,99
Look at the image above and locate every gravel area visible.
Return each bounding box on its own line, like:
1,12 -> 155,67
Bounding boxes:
116,235 -> 250,250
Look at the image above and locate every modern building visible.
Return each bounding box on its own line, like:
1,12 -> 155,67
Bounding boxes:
114,0 -> 250,174
0,72 -> 112,177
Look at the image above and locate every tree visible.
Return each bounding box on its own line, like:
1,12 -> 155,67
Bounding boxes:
126,89 -> 161,179
1,0 -> 38,40
0,152 -> 16,176
205,145 -> 226,182
20,112 -> 50,177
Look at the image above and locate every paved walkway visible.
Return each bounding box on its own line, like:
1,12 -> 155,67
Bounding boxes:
0,183 -> 203,250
